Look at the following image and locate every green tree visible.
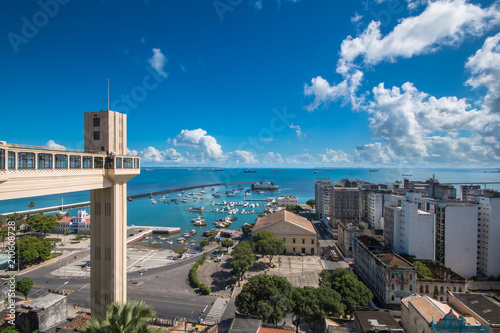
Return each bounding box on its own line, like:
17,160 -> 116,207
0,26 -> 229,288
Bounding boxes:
199,239 -> 209,248
28,201 -> 35,210
231,241 -> 255,286
221,239 -> 234,252
319,269 -> 373,316
290,287 -> 307,333
255,235 -> 285,265
0,225 -> 8,250
2,326 -> 20,333
236,274 -> 293,324
173,246 -> 188,258
17,236 -> 52,264
414,261 -> 432,279
306,199 -> 315,209
27,214 -> 59,236
16,277 -> 33,300
7,213 -> 24,232
199,284 -> 211,295
286,205 -> 304,214
241,223 -> 254,235
83,300 -> 162,333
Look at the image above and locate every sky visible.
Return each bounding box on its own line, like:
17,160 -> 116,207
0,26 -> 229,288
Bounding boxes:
1,0 -> 500,168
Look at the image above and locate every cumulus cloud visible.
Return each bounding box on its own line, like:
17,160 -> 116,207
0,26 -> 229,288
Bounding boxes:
319,149 -> 352,164
229,150 -> 259,164
341,0 -> 500,66
45,140 -> 65,149
127,148 -> 138,156
171,128 -> 224,160
286,153 -> 315,165
466,32 -> 500,113
148,48 -> 168,78
139,146 -> 186,164
355,142 -> 396,163
289,123 -> 305,139
262,152 -> 284,164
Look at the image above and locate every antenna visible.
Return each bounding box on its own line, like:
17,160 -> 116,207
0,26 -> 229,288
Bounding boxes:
107,78 -> 110,110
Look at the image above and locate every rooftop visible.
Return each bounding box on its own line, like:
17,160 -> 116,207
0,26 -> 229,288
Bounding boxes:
254,210 -> 316,234
22,292 -> 66,310
451,292 -> 500,325
354,309 -> 404,332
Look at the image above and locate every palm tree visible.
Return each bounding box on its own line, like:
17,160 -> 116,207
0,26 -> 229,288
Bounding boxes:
28,201 -> 35,209
83,300 -> 162,333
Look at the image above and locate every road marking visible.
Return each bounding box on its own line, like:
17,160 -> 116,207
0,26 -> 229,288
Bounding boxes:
128,296 -> 207,308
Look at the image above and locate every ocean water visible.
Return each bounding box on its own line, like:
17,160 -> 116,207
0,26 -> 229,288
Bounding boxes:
1,168 -> 499,244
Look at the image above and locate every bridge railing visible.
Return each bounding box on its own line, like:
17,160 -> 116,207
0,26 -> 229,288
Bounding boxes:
0,143 -> 140,172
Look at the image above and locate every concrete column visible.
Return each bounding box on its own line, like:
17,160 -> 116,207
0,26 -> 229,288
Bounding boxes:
90,182 -> 127,318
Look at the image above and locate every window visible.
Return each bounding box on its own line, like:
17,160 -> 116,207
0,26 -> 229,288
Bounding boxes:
134,158 -> 140,168
409,274 -> 413,280
38,154 -> 53,169
301,248 -> 306,254
8,151 -> 15,169
93,131 -> 100,140
18,152 -> 35,169
293,247 -> 296,253
311,239 -> 314,245
70,155 -> 81,168
123,158 -> 133,168
391,283 -> 395,290
302,239 -> 305,244
292,238 -> 296,244
94,117 -> 100,127
55,154 -> 68,169
83,156 -> 93,169
116,157 -> 122,168
94,157 -> 103,168
0,149 -> 4,169
105,157 -> 114,169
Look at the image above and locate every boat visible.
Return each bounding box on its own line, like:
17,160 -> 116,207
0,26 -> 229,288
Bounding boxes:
244,169 -> 258,173
189,207 -> 204,212
314,170 -> 324,174
193,220 -> 207,226
167,240 -> 173,245
150,199 -> 157,204
346,173 -> 355,175
128,198 -> 132,202
226,191 -> 235,197
177,237 -> 186,243
191,229 -> 196,235
369,169 -> 379,172
251,181 -> 279,190
212,168 -> 224,171
402,174 -> 412,177
257,190 -> 264,194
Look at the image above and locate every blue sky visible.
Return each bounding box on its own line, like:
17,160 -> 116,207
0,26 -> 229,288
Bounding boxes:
1,0 -> 500,168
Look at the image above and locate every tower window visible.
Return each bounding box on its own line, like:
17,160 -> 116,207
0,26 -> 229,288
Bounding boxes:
94,117 -> 100,127
94,131 -> 100,140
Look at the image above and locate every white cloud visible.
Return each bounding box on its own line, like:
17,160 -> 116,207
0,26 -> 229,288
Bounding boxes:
45,140 -> 65,149
148,48 -> 168,78
127,148 -> 138,156
289,123 -> 305,139
351,12 -> 364,24
171,128 -> 224,160
139,146 -> 186,164
341,0 -> 500,66
286,153 -> 315,165
355,142 -> 396,163
466,32 -> 500,113
319,149 -> 352,164
229,150 -> 259,164
262,152 -> 284,164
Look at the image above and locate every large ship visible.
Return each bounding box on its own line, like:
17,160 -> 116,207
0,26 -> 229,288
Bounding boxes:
244,169 -> 258,173
251,180 -> 279,191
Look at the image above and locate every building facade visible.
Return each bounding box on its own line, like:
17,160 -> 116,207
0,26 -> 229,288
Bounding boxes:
477,195 -> 500,278
253,210 -> 318,255
277,195 -> 298,207
363,190 -> 392,230
400,197 -> 435,260
461,184 -> 482,202
384,206 -> 401,251
337,220 -> 364,258
53,210 -> 91,234
425,201 -> 478,278
353,235 -> 417,307
448,292 -> 500,333
315,178 -> 333,226
329,187 -> 361,229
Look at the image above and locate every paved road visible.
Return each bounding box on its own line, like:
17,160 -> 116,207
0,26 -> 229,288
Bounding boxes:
20,248 -> 223,322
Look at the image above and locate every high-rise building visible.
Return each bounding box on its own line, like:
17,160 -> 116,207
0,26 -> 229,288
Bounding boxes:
477,195 -> 500,278
315,178 -> 333,226
425,200 -> 478,278
400,196 -> 435,260
363,190 -> 392,229
460,184 -> 482,202
329,187 -> 361,228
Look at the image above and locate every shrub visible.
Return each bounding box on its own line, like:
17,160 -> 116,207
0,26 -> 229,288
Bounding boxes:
199,284 -> 211,295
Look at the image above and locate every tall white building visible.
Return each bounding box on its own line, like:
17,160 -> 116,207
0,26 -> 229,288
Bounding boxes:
400,197 -> 435,260
315,178 -> 333,226
477,195 -> 500,278
363,190 -> 392,230
425,200 -> 478,278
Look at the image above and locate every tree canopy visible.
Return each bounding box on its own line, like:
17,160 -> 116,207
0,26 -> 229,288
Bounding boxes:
236,274 -> 293,324
221,239 -> 234,251
253,231 -> 285,264
17,236 -> 52,265
413,261 -> 433,280
306,199 -> 315,209
230,241 -> 254,285
27,214 -> 59,235
16,277 -> 33,300
286,205 -> 304,214
319,269 -> 373,315
241,223 -> 254,235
